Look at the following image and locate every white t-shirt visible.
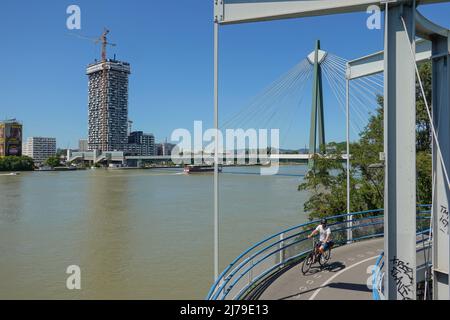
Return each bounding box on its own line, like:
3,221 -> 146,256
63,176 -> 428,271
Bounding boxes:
315,224 -> 331,242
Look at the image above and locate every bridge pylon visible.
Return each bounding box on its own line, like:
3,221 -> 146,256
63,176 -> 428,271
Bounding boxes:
308,40 -> 326,169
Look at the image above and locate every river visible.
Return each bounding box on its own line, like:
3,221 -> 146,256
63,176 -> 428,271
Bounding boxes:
0,165 -> 309,299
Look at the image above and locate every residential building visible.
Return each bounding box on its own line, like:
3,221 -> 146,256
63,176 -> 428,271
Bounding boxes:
125,131 -> 155,156
155,141 -> 176,156
86,59 -> 131,152
0,119 -> 22,157
23,137 -> 56,163
78,139 -> 89,152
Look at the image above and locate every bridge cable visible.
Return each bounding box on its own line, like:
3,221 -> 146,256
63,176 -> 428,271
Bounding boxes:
321,59 -> 362,134
323,62 -> 374,120
321,62 -> 364,132
221,59 -> 311,130
321,60 -> 369,131
322,56 -> 379,120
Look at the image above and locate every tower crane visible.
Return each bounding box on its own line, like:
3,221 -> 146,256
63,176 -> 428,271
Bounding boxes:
69,27 -> 116,62
95,28 -> 116,62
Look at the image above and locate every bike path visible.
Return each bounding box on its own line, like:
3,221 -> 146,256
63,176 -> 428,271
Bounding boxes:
257,238 -> 384,300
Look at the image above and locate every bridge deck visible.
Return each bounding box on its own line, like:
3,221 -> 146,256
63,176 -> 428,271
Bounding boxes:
256,238 -> 384,300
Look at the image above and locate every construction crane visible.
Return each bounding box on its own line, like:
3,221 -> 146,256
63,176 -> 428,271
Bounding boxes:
96,28 -> 116,62
69,27 -> 116,62
70,28 -> 117,151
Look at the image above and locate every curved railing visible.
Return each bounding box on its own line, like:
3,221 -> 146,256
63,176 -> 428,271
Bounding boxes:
372,252 -> 385,300
207,205 -> 431,300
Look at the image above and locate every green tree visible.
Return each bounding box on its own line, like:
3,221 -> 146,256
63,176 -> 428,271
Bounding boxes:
0,156 -> 34,171
416,62 -> 432,153
299,62 -> 432,220
44,156 -> 61,168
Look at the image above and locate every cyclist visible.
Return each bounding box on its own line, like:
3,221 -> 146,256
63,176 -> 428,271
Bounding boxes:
307,218 -> 333,254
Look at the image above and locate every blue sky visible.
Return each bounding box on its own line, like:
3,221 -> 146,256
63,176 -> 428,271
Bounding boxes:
0,1 -> 449,149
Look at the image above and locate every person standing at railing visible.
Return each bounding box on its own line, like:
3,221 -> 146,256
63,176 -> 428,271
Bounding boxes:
307,218 -> 333,254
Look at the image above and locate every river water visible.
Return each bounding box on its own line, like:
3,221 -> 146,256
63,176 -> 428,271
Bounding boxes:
0,165 -> 309,299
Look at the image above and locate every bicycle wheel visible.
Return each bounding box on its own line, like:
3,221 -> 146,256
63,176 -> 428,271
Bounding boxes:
319,249 -> 331,266
301,253 -> 314,274
324,248 -> 331,260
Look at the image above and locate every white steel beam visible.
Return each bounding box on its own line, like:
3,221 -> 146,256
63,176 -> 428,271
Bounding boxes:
429,31 -> 450,302
214,21 -> 220,282
383,2 -> 417,300
346,39 -> 431,80
218,0 -> 449,24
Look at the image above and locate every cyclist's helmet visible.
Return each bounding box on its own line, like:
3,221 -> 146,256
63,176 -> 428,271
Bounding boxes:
320,218 -> 327,226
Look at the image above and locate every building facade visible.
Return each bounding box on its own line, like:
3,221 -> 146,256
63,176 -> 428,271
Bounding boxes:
155,142 -> 176,156
0,119 -> 22,157
23,137 -> 56,163
78,139 -> 89,152
87,59 -> 131,152
126,131 -> 155,156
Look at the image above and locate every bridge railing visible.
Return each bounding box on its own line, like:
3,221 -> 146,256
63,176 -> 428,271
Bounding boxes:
207,205 -> 431,300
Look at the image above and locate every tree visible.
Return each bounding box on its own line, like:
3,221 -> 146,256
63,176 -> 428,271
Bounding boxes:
45,156 -> 61,168
0,156 -> 34,171
299,62 -> 432,220
416,62 -> 432,153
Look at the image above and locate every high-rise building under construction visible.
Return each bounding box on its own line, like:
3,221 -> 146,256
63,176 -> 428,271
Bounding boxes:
86,59 -> 131,151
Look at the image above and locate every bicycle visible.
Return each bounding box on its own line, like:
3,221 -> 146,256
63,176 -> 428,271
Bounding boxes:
301,239 -> 332,274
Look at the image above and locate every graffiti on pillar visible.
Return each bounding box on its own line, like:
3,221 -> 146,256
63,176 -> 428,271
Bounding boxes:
439,205 -> 449,234
390,257 -> 414,300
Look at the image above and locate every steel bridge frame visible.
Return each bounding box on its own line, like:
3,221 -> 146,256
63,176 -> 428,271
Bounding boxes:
213,0 -> 450,299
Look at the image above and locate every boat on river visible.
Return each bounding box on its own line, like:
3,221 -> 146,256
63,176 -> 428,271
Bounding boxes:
0,172 -> 20,176
183,165 -> 222,174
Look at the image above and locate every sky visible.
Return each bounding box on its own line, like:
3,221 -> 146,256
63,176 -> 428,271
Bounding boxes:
0,1 -> 449,149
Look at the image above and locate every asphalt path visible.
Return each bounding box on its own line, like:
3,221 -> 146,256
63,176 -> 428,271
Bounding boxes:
257,238 -> 384,300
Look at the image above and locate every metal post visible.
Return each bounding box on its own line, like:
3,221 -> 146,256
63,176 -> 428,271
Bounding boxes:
279,233 -> 285,266
248,259 -> 254,285
346,77 -> 352,243
431,35 -> 450,300
213,20 -> 220,281
384,2 -> 417,300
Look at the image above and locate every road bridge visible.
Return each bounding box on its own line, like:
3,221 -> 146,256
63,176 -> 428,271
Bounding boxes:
67,150 -> 351,164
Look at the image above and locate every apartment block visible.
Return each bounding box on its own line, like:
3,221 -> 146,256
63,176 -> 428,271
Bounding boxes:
126,131 -> 155,156
23,137 -> 56,163
0,119 -> 22,157
86,59 -> 131,152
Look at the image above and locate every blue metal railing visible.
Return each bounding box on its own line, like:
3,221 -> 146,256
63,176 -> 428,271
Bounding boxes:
372,252 -> 385,300
207,205 -> 431,300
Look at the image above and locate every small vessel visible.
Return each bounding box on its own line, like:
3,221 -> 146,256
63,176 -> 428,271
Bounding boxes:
54,166 -> 77,171
184,165 -> 222,174
36,166 -> 54,172
0,172 -> 20,176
